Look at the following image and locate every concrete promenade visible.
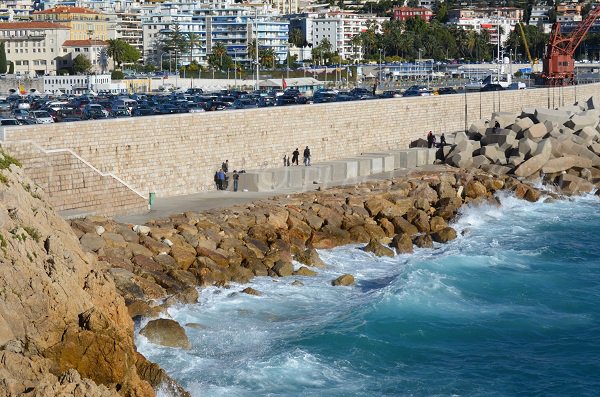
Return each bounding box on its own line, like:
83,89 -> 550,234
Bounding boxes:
114,165 -> 449,225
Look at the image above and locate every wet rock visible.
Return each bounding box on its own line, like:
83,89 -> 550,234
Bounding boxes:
272,261 -> 294,277
331,274 -> 355,286
291,280 -> 304,286
431,227 -> 458,243
241,287 -> 262,296
140,319 -> 191,349
362,239 -> 394,257
465,180 -> 487,199
413,234 -> 434,248
295,248 -> 326,268
389,233 -> 413,254
294,266 -> 317,276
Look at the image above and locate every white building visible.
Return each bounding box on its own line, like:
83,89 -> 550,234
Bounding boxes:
60,39 -> 112,73
0,21 -> 70,76
43,74 -> 126,94
142,0 -> 288,67
289,10 -> 382,62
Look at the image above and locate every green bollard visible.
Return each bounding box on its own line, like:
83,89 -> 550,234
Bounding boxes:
148,192 -> 156,208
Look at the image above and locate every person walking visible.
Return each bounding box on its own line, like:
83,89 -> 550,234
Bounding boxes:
213,170 -> 219,190
287,156 -> 291,167
217,168 -> 225,190
303,146 -> 311,166
427,131 -> 433,148
440,133 -> 446,147
283,154 -> 287,167
232,170 -> 239,192
292,148 -> 300,166
221,160 -> 229,173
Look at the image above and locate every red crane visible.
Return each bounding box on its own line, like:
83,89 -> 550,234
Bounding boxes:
542,5 -> 600,86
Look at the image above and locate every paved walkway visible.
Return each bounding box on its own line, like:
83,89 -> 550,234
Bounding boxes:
114,167 -> 433,225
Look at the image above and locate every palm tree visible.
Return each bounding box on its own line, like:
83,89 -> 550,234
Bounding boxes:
212,42 -> 228,70
289,28 -> 305,47
107,39 -> 127,69
187,32 -> 200,66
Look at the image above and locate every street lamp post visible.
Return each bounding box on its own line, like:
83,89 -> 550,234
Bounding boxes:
378,48 -> 383,89
254,8 -> 260,91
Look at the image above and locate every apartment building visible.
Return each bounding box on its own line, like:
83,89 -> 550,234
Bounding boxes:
392,6 -> 433,22
142,1 -> 288,67
33,5 -> 113,40
0,21 -> 70,76
448,7 -> 523,46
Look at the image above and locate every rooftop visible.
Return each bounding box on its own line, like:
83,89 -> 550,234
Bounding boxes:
0,21 -> 70,30
63,39 -> 108,47
33,6 -> 100,15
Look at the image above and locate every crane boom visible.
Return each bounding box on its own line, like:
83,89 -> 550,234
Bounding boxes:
542,5 -> 600,86
518,22 -> 535,71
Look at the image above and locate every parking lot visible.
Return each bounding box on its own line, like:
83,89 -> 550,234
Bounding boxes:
0,83 -> 516,126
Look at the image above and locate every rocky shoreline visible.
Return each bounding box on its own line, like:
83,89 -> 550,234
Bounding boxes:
2,96 -> 600,395
68,165 -> 564,353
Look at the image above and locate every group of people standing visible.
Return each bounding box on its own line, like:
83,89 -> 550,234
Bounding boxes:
427,131 -> 447,149
214,159 -> 240,192
283,146 -> 312,167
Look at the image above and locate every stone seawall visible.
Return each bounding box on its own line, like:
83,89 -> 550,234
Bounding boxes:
1,83 -> 598,215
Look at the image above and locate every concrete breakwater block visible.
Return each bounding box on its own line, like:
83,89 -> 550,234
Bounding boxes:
362,153 -> 396,172
286,167 -> 304,188
347,157 -> 372,176
399,150 -> 418,169
414,148 -> 430,166
307,164 -> 334,184
236,171 -> 274,192
357,155 -> 383,174
318,160 -> 359,181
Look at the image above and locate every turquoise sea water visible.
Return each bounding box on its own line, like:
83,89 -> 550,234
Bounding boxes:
137,193 -> 600,397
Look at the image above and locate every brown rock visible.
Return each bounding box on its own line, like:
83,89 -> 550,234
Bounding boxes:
295,248 -> 326,268
431,227 -> 458,243
272,260 -> 294,277
348,225 -> 371,242
362,239 -> 394,257
196,246 -> 229,267
80,233 -> 105,252
131,255 -> 163,273
102,232 -> 128,249
153,253 -> 178,269
413,234 -> 434,248
141,236 -> 171,255
408,210 -> 430,233
294,266 -> 317,276
127,300 -> 164,318
465,180 -> 487,199
170,244 -> 197,271
378,218 -> 395,237
331,274 -> 355,286
241,287 -> 262,296
390,217 -> 418,236
429,216 -> 448,233
140,319 -> 191,349
389,233 -> 413,254
304,211 -> 324,230
524,187 -> 541,202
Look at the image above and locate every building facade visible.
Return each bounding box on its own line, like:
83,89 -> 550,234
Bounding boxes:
33,5 -> 112,40
43,74 -> 125,94
0,21 -> 70,76
60,39 -> 111,73
392,6 -> 433,22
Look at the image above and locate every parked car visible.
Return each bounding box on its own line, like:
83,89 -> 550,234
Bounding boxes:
437,87 -> 458,95
111,109 -> 131,118
28,110 -> 54,124
480,84 -> 505,92
403,85 -> 432,97
257,96 -> 275,107
275,96 -> 298,106
313,92 -> 337,103
231,99 -> 258,110
131,106 -> 155,117
82,104 -> 108,120
379,90 -> 402,98
0,118 -> 20,126
12,109 -> 29,121
155,103 -> 179,114
0,99 -> 11,112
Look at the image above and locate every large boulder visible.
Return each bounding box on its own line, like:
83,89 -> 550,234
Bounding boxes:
362,240 -> 394,257
541,156 -> 593,173
272,261 -> 294,277
431,227 -> 458,243
295,248 -> 326,268
523,123 -> 548,141
140,319 -> 191,349
534,108 -> 570,125
559,173 -> 595,195
389,233 -> 413,254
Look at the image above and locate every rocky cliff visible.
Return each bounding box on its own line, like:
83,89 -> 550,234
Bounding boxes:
0,151 -> 183,396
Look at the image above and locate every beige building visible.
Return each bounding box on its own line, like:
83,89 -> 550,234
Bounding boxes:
60,39 -> 113,74
0,21 -> 70,76
33,6 -> 112,41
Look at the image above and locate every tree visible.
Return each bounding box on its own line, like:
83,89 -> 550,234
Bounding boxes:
208,42 -> 233,70
122,44 -> 141,65
8,61 -> 14,74
187,32 -> 200,65
72,54 -> 92,74
435,2 -> 448,24
0,42 -> 6,74
107,39 -> 127,69
289,28 -> 306,47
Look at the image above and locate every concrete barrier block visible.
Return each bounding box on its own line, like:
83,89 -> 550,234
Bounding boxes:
415,148 -> 429,166
399,150 -> 418,169
237,170 -> 274,192
286,167 -> 304,188
362,152 -> 398,171
311,163 -> 334,183
360,155 -> 383,174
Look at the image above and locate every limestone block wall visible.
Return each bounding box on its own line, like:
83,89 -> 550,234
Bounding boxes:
2,83 -> 599,206
1,141 -> 147,217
